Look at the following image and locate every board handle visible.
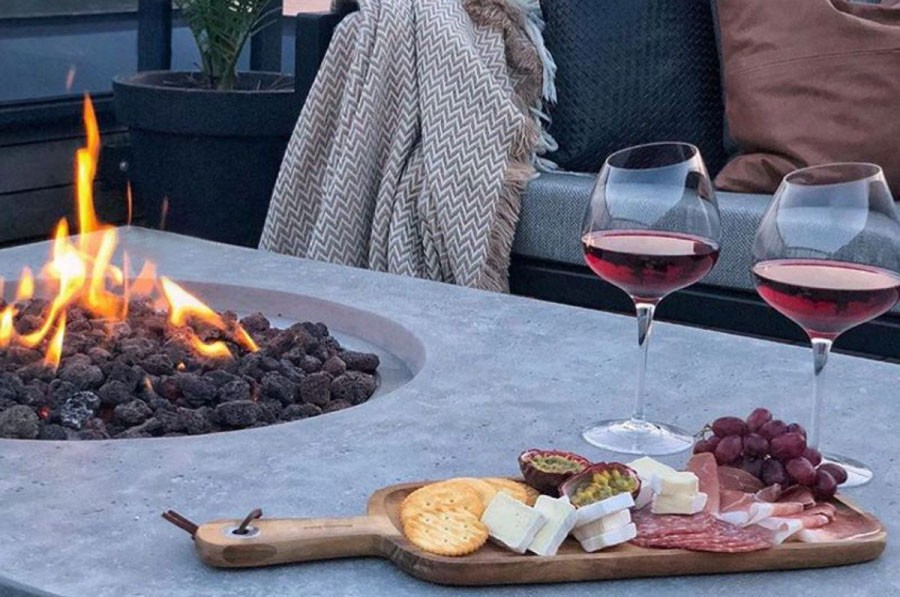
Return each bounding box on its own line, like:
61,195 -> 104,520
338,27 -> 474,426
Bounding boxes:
194,515 -> 398,568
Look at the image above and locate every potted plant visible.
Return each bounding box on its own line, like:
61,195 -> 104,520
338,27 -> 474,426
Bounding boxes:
114,0 -> 297,247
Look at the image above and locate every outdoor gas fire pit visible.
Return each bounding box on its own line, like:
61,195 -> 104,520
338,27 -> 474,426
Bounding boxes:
0,98 -> 386,441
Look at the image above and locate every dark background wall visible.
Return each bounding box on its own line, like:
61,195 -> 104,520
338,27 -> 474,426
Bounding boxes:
0,5 -> 298,247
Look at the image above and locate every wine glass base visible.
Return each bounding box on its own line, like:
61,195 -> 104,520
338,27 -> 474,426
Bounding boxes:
582,418 -> 693,456
821,452 -> 873,488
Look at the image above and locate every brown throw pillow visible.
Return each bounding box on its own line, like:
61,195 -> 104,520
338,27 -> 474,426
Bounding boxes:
714,0 -> 900,194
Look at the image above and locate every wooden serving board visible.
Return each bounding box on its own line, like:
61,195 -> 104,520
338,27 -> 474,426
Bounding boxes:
193,481 -> 886,586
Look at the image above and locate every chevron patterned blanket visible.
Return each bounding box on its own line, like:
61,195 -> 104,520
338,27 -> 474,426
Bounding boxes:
259,0 -> 555,291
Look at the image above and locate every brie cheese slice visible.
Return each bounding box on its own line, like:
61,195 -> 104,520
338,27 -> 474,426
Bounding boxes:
481,492 -> 547,554
651,492 -> 707,515
574,492 -> 635,526
527,495 -> 577,557
576,522 -> 637,553
573,509 -> 631,542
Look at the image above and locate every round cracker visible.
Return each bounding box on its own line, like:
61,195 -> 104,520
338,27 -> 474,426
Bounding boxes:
481,477 -> 531,503
444,477 -> 499,507
400,481 -> 484,524
402,509 -> 488,556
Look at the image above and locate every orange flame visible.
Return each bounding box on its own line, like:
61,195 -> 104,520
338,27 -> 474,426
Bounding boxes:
44,311 -> 66,369
0,95 -> 257,367
15,267 -> 34,302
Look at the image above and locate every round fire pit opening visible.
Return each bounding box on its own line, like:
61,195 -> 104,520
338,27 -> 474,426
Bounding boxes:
0,282 -> 423,442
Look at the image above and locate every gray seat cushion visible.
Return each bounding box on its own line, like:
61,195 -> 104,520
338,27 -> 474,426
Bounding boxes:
513,171 -> 771,293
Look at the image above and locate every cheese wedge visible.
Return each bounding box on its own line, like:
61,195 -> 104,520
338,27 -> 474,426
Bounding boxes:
650,471 -> 699,496
572,509 -> 631,542
481,491 -> 547,554
573,491 -> 634,526
651,492 -> 707,515
576,522 -> 637,553
634,482 -> 654,510
627,457 -> 678,483
527,495 -> 577,557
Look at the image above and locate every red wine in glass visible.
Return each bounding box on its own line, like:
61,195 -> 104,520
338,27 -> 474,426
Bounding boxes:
583,230 -> 720,304
753,259 -> 900,340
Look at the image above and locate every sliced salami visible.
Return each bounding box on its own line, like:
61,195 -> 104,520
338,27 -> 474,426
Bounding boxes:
632,509 -> 774,553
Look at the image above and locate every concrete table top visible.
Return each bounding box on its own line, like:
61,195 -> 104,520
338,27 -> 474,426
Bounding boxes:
1,227 -> 897,597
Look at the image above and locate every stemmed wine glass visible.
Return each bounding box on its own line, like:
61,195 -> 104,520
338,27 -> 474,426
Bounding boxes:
752,163 -> 900,487
581,142 -> 722,455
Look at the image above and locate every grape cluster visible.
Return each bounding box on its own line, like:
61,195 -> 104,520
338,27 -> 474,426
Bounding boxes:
693,408 -> 848,499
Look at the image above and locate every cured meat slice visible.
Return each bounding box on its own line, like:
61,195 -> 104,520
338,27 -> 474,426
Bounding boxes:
746,501 -> 805,525
686,453 -> 720,514
755,517 -> 804,544
796,507 -> 883,543
718,466 -> 764,493
778,485 -> 816,507
631,509 -> 774,553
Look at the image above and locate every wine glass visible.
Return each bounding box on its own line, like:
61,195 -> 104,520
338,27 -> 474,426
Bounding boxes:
581,142 -> 722,454
752,163 -> 900,487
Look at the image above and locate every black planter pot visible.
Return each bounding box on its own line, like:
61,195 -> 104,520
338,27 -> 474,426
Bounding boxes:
114,71 -> 298,247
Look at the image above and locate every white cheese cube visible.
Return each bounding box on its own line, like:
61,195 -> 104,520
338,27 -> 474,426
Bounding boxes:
573,509 -> 632,542
527,495 -> 577,557
634,482 -> 654,510
576,522 -> 637,553
650,471 -> 699,496
574,492 -> 634,526
626,457 -> 677,483
650,492 -> 707,515
480,492 -> 547,554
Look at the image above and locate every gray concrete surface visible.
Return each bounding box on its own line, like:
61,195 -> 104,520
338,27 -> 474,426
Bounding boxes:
0,228 -> 897,597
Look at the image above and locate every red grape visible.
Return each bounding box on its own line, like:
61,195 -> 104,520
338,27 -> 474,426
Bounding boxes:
769,432 -> 807,461
785,457 -> 817,486
818,463 -> 848,485
787,423 -> 807,439
746,408 -> 772,432
758,419 -> 788,440
813,469 -> 838,499
740,457 -> 764,479
802,447 -> 822,467
714,435 -> 743,465
742,433 -> 769,458
761,458 -> 788,486
693,439 -> 715,454
712,416 -> 748,437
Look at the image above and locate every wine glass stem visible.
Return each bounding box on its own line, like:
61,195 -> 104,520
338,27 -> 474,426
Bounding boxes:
808,338 -> 833,449
632,302 -> 656,423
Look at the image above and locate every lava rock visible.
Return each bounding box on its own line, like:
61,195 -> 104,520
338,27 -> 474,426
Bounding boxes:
123,417 -> 163,437
58,362 -> 104,390
114,399 -> 153,427
323,399 -> 352,413
97,380 -> 135,407
260,372 -> 295,405
217,379 -> 251,404
299,372 -> 331,406
298,355 -> 322,373
240,312 -> 270,334
7,346 -> 41,364
331,371 -> 377,405
215,400 -> 260,428
203,370 -> 241,387
0,404 -> 39,439
142,353 -> 175,376
86,346 -> 112,364
38,423 -> 68,440
341,351 -> 380,373
60,391 -> 101,430
78,418 -> 111,440
175,373 -> 217,406
282,403 -> 321,421
155,409 -> 184,434
257,400 -> 281,424
102,361 -> 142,388
0,375 -> 24,402
18,382 -> 48,407
178,407 -> 212,435
322,356 -> 347,377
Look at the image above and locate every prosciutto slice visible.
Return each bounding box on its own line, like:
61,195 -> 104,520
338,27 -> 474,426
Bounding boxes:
718,466 -> 764,493
686,453 -> 720,514
796,507 -> 882,543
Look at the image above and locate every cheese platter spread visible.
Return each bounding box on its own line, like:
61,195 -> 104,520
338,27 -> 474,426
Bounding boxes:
164,409 -> 886,586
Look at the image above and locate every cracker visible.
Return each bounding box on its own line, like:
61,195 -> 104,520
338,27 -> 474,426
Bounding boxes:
444,477 -> 498,507
400,482 -> 484,524
482,478 -> 531,504
403,509 -> 489,556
